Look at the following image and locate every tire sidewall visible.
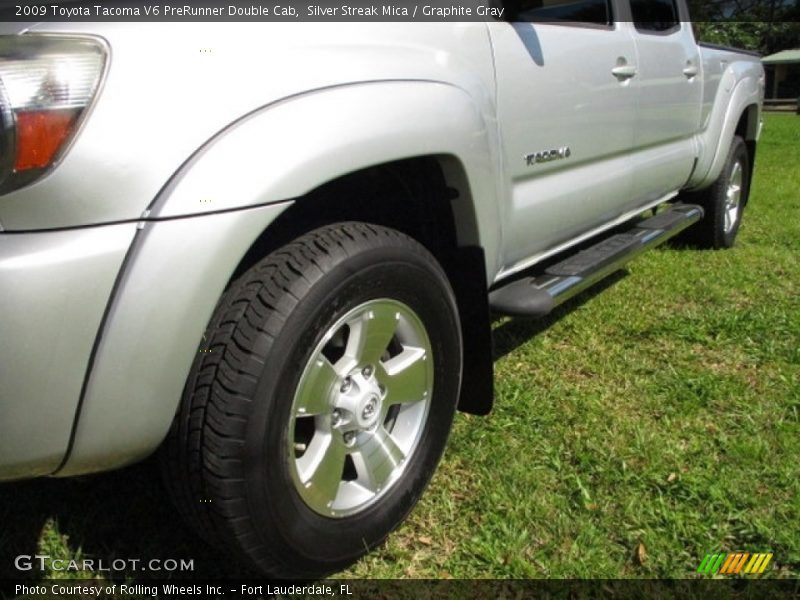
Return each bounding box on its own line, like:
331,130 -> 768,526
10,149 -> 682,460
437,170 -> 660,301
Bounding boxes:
241,240 -> 461,573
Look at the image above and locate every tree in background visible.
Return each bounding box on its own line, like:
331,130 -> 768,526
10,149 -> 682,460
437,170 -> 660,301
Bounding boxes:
688,0 -> 800,54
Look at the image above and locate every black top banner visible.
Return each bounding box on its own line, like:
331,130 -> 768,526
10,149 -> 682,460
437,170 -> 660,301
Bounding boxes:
3,1 -> 510,22
1,0 -> 798,23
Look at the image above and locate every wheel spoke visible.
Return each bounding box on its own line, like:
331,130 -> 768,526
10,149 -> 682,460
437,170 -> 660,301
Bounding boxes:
295,356 -> 338,416
352,427 -> 405,492
723,160 -> 745,234
297,434 -> 346,508
380,346 -> 429,407
730,162 -> 742,183
727,186 -> 741,210
345,304 -> 399,366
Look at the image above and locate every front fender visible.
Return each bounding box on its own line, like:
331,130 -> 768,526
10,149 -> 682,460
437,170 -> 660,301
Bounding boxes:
57,203 -> 291,476
149,80 -> 502,273
58,82 -> 501,476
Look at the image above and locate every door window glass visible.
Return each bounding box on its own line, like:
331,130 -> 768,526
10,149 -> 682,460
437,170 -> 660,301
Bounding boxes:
631,0 -> 680,32
516,0 -> 612,26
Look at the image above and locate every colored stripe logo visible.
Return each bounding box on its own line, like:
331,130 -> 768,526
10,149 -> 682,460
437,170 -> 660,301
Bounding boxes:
697,552 -> 773,575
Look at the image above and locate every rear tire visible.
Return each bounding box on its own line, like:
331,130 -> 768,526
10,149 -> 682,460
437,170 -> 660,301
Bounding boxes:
681,135 -> 750,249
161,222 -> 462,578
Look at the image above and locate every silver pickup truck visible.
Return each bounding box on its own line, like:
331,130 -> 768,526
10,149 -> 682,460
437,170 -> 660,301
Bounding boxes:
0,0 -> 764,578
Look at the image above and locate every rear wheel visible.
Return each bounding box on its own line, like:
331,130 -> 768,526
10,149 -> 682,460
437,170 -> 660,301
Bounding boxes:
682,135 -> 750,249
161,222 -> 462,578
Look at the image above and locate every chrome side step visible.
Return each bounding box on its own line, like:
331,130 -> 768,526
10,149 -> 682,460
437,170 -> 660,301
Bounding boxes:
489,204 -> 703,318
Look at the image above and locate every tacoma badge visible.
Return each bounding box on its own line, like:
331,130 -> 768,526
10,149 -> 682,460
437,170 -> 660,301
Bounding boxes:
525,146 -> 572,166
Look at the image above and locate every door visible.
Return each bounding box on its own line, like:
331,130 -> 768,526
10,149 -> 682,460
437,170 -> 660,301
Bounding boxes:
628,0 -> 703,203
489,0 -> 639,273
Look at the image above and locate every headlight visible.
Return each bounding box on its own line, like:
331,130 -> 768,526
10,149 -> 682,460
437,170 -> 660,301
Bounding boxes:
0,35 -> 107,194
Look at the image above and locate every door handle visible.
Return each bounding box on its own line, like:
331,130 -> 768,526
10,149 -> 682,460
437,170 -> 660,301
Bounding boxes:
683,64 -> 699,78
611,65 -> 638,80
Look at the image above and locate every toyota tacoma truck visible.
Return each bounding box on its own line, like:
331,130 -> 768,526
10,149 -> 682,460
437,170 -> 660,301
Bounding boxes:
0,0 -> 764,578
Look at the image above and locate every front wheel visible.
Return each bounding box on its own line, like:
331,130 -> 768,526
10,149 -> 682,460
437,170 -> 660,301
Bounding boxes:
162,222 -> 463,578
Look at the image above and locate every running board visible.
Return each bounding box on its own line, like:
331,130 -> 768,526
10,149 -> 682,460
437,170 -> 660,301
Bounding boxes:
490,204 -> 703,318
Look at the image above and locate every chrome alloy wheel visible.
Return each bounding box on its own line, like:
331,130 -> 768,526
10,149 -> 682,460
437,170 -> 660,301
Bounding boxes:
724,160 -> 744,234
288,299 -> 433,518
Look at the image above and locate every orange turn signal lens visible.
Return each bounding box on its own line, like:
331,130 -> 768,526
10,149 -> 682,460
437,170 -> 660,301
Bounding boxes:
14,109 -> 80,171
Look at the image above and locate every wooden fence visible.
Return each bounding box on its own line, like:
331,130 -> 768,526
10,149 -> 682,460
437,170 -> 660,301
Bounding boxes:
764,98 -> 800,114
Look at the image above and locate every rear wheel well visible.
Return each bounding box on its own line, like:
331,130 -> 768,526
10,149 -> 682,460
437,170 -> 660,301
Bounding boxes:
230,156 -> 494,416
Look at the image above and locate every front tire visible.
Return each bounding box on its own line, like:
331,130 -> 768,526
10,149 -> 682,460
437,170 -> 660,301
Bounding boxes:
162,223 -> 462,578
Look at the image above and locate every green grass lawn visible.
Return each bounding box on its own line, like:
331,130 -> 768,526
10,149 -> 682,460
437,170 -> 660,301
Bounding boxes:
344,113 -> 800,579
2,114 -> 798,582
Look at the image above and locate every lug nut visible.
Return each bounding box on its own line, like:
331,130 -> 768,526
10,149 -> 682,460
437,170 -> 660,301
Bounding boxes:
362,365 -> 374,378
343,432 -> 356,447
340,377 -> 352,393
332,409 -> 342,426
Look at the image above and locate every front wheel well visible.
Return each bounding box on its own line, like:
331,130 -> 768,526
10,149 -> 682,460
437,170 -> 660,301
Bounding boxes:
229,156 -> 494,416
231,156 -> 464,280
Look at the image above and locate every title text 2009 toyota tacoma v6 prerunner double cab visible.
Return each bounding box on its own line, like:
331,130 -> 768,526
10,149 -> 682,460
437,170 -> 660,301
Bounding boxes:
0,0 -> 763,578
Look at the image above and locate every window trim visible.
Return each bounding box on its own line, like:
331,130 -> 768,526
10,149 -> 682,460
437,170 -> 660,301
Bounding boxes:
515,20 -> 616,31
633,22 -> 682,36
